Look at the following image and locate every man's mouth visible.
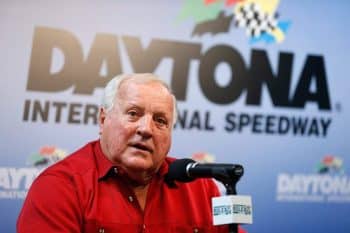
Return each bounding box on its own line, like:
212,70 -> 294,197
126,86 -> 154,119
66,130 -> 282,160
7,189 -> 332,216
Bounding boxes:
130,143 -> 153,153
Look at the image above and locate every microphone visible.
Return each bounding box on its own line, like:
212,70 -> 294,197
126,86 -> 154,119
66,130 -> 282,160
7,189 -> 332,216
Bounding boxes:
166,159 -> 252,229
166,158 -> 244,183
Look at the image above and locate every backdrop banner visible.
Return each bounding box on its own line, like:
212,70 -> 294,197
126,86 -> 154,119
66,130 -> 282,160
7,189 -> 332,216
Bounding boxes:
1,0 -> 349,232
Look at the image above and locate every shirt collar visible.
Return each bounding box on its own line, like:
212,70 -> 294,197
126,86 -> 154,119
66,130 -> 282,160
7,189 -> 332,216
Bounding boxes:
94,140 -> 170,180
93,140 -> 115,180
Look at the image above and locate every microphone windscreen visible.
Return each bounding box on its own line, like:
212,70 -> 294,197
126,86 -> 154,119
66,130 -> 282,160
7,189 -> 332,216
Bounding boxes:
166,158 -> 196,182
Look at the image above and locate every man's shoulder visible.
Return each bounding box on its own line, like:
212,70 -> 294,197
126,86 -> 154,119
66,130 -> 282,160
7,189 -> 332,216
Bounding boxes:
39,140 -> 98,179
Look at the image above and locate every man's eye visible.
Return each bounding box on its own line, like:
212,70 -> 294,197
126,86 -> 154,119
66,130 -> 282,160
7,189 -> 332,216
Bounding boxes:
155,117 -> 168,127
127,111 -> 138,117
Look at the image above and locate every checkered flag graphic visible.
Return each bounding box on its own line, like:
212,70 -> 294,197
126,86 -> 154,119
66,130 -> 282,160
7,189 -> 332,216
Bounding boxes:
234,3 -> 278,37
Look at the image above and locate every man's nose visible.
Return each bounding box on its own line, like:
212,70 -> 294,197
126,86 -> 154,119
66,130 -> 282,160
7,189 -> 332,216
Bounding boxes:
137,115 -> 153,138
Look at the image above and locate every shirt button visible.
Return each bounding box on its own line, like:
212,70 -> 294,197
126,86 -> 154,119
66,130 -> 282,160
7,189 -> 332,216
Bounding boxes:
114,167 -> 118,174
128,196 -> 134,202
99,228 -> 105,233
193,228 -> 199,233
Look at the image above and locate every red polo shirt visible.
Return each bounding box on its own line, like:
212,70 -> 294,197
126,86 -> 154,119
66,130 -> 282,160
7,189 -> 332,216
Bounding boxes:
17,140 -> 244,233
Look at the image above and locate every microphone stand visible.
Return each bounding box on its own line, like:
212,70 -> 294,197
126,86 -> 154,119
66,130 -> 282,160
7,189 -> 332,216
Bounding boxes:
212,168 -> 243,233
223,180 -> 239,233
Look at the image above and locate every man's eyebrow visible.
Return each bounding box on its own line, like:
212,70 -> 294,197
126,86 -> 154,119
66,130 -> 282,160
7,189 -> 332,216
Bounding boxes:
125,103 -> 143,109
155,111 -> 171,120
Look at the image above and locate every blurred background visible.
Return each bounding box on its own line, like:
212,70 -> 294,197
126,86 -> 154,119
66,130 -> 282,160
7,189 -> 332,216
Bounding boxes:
1,0 -> 349,232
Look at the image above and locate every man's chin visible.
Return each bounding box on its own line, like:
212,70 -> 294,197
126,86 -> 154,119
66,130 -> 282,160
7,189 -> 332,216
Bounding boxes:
125,158 -> 153,171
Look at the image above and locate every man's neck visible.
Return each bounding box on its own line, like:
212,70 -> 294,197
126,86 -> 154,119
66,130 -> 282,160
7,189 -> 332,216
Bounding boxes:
131,184 -> 150,211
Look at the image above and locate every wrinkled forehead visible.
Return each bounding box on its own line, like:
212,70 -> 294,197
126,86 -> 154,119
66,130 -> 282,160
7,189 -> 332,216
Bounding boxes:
118,77 -> 172,97
116,78 -> 174,109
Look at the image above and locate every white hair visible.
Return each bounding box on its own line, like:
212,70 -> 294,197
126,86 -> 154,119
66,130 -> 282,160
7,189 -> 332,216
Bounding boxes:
101,73 -> 178,126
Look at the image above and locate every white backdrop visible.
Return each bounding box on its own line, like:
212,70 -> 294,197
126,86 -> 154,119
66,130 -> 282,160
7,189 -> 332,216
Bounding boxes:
1,0 -> 349,232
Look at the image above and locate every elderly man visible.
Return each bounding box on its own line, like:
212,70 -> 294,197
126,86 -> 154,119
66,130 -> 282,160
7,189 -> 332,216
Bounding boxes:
17,73 -> 237,233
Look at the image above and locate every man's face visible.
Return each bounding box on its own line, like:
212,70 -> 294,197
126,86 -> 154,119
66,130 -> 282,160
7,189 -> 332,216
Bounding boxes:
99,79 -> 174,182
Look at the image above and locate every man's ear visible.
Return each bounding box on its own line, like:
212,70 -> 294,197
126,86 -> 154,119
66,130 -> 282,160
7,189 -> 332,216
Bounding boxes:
99,107 -> 106,135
